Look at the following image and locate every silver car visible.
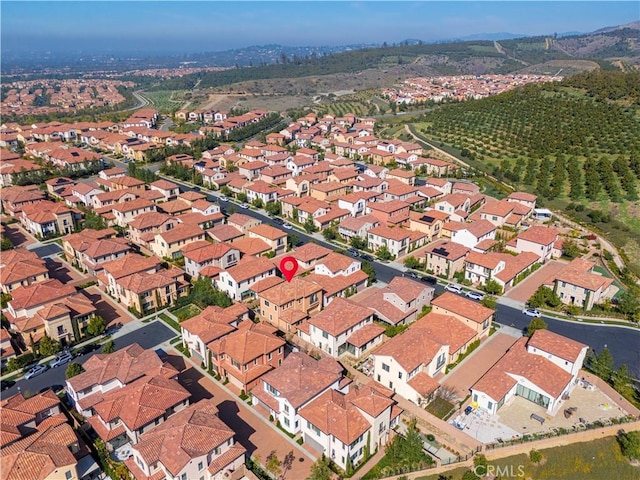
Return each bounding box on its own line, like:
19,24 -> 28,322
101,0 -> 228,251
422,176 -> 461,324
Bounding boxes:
24,364 -> 49,380
50,351 -> 74,368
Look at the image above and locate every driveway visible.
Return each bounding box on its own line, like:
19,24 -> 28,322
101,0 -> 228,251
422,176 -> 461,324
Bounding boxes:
440,333 -> 519,400
45,257 -> 86,286
2,223 -> 35,248
505,260 -> 567,304
176,362 -> 314,480
84,286 -> 137,325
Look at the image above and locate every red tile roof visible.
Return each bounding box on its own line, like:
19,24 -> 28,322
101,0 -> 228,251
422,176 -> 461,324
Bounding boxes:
431,292 -> 493,324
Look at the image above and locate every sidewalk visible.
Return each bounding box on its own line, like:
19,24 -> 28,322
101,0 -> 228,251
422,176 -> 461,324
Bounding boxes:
384,419 -> 640,480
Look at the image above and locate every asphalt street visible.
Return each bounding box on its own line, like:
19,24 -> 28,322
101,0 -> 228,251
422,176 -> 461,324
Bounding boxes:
181,181 -> 640,378
3,322 -> 175,398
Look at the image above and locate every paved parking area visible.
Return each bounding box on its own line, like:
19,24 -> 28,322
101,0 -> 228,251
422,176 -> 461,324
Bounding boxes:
440,333 -> 519,400
498,382 -> 629,437
504,260 -> 567,303
176,362 -> 314,480
28,243 -> 63,258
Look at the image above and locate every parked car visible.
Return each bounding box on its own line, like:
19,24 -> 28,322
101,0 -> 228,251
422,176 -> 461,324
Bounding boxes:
273,218 -> 284,225
405,271 -> 419,279
239,204 -> 249,209
50,351 -> 74,368
361,254 -> 373,262
444,284 -> 463,294
0,380 -> 16,391
219,195 -> 229,202
24,364 -> 49,380
282,223 -> 293,230
75,343 -> 101,356
420,275 -> 437,285
465,291 -> 485,301
522,308 -> 542,318
347,249 -> 360,257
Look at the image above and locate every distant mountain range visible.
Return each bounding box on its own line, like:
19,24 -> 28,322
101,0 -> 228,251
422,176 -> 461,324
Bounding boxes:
2,21 -> 638,76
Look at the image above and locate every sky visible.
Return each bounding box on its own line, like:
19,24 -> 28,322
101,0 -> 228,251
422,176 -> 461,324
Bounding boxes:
1,1 -> 638,55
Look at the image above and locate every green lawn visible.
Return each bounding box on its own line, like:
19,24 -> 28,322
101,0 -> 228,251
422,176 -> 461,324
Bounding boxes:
173,304 -> 202,321
417,437 -> 639,480
425,397 -> 455,420
158,313 -> 180,332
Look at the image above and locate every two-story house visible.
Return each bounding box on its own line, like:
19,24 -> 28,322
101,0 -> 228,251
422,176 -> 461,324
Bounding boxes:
126,399 -> 246,480
180,304 -> 249,367
65,344 -> 179,417
550,258 -> 614,310
355,277 -> 434,326
305,298 -> 383,358
299,385 -> 399,472
431,292 -> 493,338
366,200 -> 410,227
208,322 -> 286,393
150,223 -> 206,260
86,375 -> 190,448
216,257 -> 278,301
446,219 -> 496,251
259,277 -> 323,333
367,225 -> 411,259
183,241 -> 240,279
149,179 -> 180,202
511,225 -> 559,261
471,330 -> 587,416
0,248 -> 49,294
338,215 -> 380,242
248,224 -> 288,256
251,352 -> 351,435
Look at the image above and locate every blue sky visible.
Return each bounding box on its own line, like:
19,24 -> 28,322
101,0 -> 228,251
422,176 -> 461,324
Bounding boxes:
2,1 -> 638,54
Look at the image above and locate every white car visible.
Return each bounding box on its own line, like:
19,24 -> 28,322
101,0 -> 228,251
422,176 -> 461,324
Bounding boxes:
465,291 -> 485,301
50,352 -> 74,368
219,195 -> 229,202
239,204 -> 249,209
24,364 -> 49,380
444,284 -> 463,294
282,223 -> 293,230
522,308 -> 542,318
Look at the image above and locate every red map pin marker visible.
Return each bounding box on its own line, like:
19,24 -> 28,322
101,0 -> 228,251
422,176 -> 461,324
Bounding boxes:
279,256 -> 299,282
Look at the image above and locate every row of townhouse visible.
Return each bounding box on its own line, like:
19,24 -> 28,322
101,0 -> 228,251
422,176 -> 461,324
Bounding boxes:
1,389 -> 101,480
64,344 -> 247,480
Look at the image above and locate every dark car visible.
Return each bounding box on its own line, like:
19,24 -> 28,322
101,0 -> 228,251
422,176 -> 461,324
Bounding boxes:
420,275 -> 437,285
272,218 -> 284,225
76,343 -> 101,356
361,254 -> 373,262
347,249 -> 360,258
405,271 -> 419,280
1,380 -> 16,391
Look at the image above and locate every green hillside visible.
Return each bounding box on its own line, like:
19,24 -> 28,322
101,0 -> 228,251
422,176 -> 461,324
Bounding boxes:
411,70 -> 640,273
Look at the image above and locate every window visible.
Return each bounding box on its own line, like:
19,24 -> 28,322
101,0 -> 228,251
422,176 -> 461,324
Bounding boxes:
284,404 -> 289,413
284,417 -> 290,426
322,330 -> 328,339
198,462 -> 203,471
65,472 -> 72,480
398,372 -> 403,379
382,363 -> 390,372
389,381 -> 393,389
264,300 -> 270,307
487,401 -> 493,410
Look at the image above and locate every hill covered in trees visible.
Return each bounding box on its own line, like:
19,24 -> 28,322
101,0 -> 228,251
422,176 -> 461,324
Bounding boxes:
412,70 -> 640,273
